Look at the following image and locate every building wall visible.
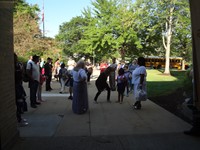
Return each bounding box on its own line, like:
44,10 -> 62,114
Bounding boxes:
190,0 -> 200,109
0,1 -> 19,150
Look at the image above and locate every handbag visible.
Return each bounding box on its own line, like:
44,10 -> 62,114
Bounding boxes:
135,88 -> 147,101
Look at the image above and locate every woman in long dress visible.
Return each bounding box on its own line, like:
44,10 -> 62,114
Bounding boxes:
72,60 -> 88,114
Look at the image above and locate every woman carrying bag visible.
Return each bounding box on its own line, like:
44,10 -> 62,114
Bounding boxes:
132,57 -> 147,109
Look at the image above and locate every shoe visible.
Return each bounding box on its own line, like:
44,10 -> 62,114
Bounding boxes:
22,118 -> 27,122
35,102 -> 41,105
184,128 -> 200,136
59,92 -> 62,94
94,100 -> 98,104
134,105 -> 141,109
38,99 -> 46,102
19,121 -> 28,127
30,104 -> 37,108
68,96 -> 73,100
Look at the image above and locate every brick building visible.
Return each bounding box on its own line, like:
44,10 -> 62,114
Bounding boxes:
0,1 -> 19,150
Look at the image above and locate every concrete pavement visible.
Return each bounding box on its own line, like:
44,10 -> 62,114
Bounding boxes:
11,69 -> 200,150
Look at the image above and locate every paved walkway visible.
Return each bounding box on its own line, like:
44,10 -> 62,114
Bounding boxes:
12,69 -> 200,150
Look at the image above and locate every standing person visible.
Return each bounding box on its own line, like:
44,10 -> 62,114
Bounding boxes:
124,65 -> 132,97
86,62 -> 93,84
67,57 -> 76,100
94,67 -> 112,103
109,58 -> 117,91
72,60 -> 88,114
44,57 -> 53,91
58,63 -> 68,94
128,59 -> 138,72
132,57 -> 147,109
116,68 -> 127,104
120,60 -> 125,69
53,58 -> 60,81
99,60 -> 108,73
128,59 -> 138,92
14,53 -> 28,126
26,55 -> 40,108
37,66 -> 46,102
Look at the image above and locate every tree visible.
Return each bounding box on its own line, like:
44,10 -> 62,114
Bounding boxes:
56,16 -> 89,60
82,0 -> 141,61
14,0 -> 58,60
133,0 -> 191,74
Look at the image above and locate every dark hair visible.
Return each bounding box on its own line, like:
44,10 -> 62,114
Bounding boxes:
61,63 -> 65,68
32,55 -> 39,61
118,68 -> 124,75
137,57 -> 145,66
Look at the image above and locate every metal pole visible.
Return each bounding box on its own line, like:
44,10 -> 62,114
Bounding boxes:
42,0 -> 45,37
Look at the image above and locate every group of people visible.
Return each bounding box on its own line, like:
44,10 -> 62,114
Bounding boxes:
14,54 -> 147,128
95,57 -> 147,109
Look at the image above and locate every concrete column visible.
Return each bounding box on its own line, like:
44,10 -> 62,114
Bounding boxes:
189,0 -> 200,110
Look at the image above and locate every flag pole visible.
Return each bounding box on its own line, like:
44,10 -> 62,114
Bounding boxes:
42,0 -> 45,37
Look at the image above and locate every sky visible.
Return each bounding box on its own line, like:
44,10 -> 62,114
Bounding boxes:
26,0 -> 94,38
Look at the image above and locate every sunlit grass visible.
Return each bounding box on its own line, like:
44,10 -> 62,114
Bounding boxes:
147,69 -> 187,97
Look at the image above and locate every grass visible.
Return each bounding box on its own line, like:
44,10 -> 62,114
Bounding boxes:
147,69 -> 189,97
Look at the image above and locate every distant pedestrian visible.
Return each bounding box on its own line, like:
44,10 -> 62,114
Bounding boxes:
116,68 -> 127,104
85,62 -> 93,84
53,58 -> 60,81
67,57 -> 76,100
58,63 -> 68,94
109,58 -> 117,91
37,62 -> 46,102
132,57 -> 147,109
123,65 -> 131,97
94,67 -> 112,103
44,57 -> 53,91
72,60 -> 88,114
128,59 -> 138,92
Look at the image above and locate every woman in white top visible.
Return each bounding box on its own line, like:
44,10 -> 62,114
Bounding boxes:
132,57 -> 147,109
72,60 -> 88,114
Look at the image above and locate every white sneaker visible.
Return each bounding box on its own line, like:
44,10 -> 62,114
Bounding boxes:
19,121 -> 28,127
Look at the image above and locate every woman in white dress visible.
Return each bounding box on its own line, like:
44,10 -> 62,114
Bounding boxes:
132,57 -> 147,109
72,60 -> 88,114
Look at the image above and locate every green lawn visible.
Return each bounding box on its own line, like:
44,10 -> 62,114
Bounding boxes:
147,69 -> 189,97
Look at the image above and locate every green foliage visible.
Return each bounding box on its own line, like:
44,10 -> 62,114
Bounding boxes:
14,0 -> 60,61
56,16 -> 89,59
16,0 -> 192,65
56,0 -> 141,62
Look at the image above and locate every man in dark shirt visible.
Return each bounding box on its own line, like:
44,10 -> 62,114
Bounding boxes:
94,67 -> 112,103
44,57 -> 53,91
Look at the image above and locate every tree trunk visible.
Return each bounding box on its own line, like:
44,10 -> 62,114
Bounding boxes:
182,59 -> 185,70
163,6 -> 174,75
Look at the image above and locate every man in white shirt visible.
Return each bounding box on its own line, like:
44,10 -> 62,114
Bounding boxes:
26,55 -> 40,108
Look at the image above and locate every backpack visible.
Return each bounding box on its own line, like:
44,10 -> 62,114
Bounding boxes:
23,63 -> 32,82
59,68 -> 68,80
